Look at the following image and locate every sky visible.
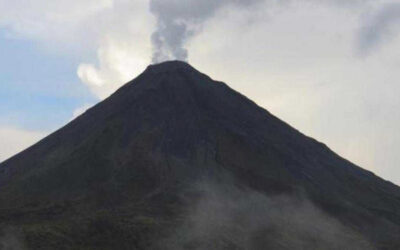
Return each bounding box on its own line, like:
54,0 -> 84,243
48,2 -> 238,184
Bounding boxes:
1,0 -> 400,184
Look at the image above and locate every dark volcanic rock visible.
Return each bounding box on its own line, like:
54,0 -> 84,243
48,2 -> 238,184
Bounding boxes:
0,61 -> 399,249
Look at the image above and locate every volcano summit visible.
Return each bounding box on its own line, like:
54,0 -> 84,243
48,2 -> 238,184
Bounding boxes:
0,61 -> 399,249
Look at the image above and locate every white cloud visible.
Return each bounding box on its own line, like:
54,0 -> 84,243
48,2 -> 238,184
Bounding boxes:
0,0 -> 153,99
75,0 -> 153,99
77,35 -> 151,99
0,127 -> 47,163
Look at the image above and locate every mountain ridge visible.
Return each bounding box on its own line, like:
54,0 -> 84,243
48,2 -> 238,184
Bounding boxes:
0,60 -> 399,249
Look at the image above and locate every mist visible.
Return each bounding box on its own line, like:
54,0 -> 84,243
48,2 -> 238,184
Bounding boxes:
160,181 -> 375,250
0,227 -> 26,250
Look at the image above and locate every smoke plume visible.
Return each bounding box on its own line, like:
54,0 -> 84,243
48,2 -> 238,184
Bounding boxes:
149,0 -> 263,63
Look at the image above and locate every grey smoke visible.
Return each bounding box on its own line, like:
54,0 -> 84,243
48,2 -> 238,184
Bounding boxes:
161,181 -> 375,250
358,3 -> 400,55
149,0 -> 263,63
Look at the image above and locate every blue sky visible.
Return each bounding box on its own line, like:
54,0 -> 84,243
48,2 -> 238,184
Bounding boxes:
0,32 -> 96,130
1,0 -> 400,185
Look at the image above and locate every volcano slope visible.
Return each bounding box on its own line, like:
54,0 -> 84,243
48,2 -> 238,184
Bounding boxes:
0,61 -> 399,249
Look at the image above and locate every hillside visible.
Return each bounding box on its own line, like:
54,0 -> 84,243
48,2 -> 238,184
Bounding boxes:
0,61 -> 399,249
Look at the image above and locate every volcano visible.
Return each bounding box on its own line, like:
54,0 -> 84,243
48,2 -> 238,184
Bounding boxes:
0,61 -> 399,249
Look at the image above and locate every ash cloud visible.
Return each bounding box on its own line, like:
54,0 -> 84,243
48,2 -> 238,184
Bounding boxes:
358,3 -> 400,55
161,181 -> 375,250
149,0 -> 263,63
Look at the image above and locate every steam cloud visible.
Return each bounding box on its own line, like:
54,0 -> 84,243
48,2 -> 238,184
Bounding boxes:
149,0 -> 263,63
161,181 -> 375,250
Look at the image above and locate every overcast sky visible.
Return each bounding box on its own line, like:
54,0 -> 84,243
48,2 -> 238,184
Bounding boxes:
1,0 -> 400,184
